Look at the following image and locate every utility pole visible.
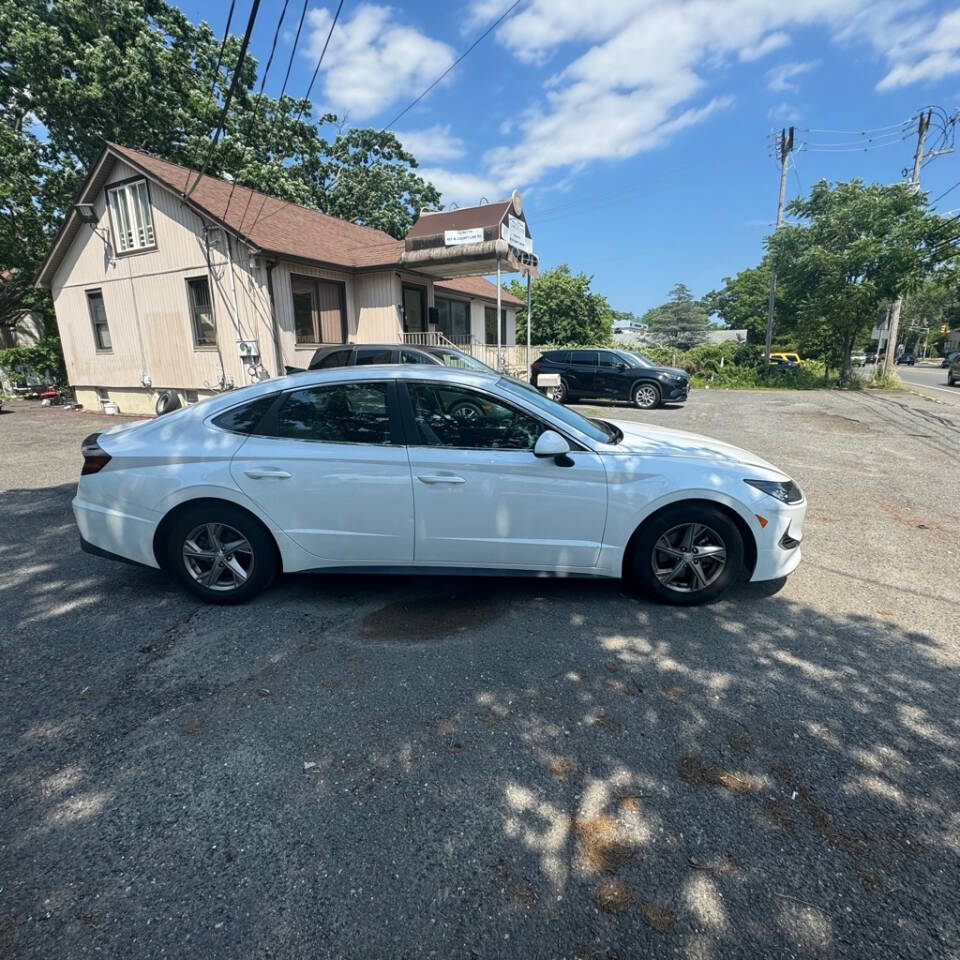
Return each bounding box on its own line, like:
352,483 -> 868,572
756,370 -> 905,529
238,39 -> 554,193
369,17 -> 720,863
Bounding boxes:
883,109 -> 931,379
765,126 -> 794,363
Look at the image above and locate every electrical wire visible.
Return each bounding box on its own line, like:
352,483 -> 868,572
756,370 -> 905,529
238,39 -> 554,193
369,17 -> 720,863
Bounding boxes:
292,0 -> 346,127
382,0 -> 523,131
222,0 -> 291,218
185,0 -> 262,200
931,180 -> 960,205
187,0 -> 237,171
798,117 -> 916,135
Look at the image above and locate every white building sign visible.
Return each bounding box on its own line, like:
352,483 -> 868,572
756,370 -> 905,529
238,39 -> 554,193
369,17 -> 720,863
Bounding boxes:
507,215 -> 532,253
444,228 -> 484,246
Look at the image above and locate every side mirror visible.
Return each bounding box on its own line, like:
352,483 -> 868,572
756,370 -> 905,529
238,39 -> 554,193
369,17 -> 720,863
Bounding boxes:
534,430 -> 574,467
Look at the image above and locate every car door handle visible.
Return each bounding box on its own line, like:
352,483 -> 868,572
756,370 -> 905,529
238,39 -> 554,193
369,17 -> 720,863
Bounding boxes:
417,474 -> 466,484
244,468 -> 292,479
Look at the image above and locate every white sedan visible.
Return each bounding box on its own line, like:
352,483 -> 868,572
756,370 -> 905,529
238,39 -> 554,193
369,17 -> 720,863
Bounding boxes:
74,366 -> 805,605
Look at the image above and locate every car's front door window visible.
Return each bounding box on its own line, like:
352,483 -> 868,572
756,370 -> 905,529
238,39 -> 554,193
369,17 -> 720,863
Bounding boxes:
407,383 -> 544,450
277,382 -> 392,444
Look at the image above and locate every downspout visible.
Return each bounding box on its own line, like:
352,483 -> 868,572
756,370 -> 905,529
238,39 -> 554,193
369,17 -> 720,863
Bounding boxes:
224,232 -> 244,346
265,260 -> 285,376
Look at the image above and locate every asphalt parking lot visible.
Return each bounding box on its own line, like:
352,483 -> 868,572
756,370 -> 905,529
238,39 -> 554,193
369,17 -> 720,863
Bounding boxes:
2,387 -> 959,960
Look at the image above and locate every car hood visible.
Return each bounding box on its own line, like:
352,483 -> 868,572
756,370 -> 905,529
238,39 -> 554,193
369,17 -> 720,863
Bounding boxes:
600,418 -> 784,473
657,367 -> 688,379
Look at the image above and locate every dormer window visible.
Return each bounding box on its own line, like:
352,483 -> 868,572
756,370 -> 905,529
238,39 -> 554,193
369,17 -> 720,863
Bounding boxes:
106,179 -> 155,253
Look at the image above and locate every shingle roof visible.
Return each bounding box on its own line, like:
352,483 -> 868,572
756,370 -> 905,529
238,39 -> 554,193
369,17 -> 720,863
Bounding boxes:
107,143 -> 405,269
436,275 -> 524,306
406,202 -> 512,240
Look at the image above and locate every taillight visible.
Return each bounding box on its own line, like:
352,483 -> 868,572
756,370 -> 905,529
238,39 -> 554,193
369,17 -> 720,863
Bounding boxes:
81,433 -> 111,475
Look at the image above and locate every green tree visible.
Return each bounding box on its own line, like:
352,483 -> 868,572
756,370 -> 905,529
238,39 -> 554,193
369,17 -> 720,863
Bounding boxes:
0,0 -> 440,321
703,261 -> 797,345
508,265 -> 613,345
768,179 -> 957,380
898,272 -> 960,353
645,283 -> 709,347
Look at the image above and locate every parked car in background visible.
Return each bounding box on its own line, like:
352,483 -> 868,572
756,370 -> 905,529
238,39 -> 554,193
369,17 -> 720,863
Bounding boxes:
895,353 -> 916,365
769,351 -> 801,364
73,366 -> 804,606
295,343 -> 495,372
948,355 -> 960,386
941,352 -> 960,368
530,348 -> 689,409
851,352 -> 867,366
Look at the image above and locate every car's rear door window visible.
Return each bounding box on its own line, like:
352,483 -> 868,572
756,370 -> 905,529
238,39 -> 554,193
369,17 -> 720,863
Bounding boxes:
547,351 -> 570,364
355,348 -> 393,365
570,350 -> 597,366
400,349 -> 434,364
276,382 -> 393,444
316,349 -> 351,368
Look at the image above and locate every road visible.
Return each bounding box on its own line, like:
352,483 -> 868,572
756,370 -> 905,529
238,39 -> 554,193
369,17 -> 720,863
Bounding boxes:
892,362 -> 960,404
2,390 -> 959,960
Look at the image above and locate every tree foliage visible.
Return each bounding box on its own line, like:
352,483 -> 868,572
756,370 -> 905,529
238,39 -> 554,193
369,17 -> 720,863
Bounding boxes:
768,179 -> 956,380
643,283 -> 710,347
703,261 -> 798,345
0,0 -> 441,320
508,265 -> 613,346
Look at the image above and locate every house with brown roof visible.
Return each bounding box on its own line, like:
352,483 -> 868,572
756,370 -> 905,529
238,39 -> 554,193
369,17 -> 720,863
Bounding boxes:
36,143 -> 532,414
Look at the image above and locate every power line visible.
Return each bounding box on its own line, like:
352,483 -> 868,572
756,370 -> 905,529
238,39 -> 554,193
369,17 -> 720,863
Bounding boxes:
932,180 -> 960,205
187,0 -> 237,171
222,0 -> 291,218
185,0 -> 263,200
798,118 -> 915,135
383,0 -> 523,131
292,0 -> 346,127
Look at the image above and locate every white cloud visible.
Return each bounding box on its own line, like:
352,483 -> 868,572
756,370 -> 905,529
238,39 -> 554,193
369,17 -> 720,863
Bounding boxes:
874,7 -> 960,90
416,167 -> 508,207
766,60 -> 819,92
768,101 -> 805,125
740,31 -> 790,62
304,4 -> 454,120
395,125 -> 466,163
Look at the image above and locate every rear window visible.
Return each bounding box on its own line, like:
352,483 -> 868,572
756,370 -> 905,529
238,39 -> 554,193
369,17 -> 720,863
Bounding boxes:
315,349 -> 351,369
355,348 -> 393,365
543,351 -> 569,363
211,395 -> 277,434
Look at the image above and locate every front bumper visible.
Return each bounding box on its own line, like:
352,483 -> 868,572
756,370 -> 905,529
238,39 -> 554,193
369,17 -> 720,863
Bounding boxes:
662,380 -> 689,402
750,498 -> 806,582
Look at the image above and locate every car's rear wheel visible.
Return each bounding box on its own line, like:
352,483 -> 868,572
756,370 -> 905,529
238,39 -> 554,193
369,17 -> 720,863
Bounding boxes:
627,504 -> 744,605
633,382 -> 661,409
551,378 -> 569,404
165,504 -> 276,604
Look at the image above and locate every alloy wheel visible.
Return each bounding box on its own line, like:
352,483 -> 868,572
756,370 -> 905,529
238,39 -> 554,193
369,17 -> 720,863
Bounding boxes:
181,522 -> 255,592
551,381 -> 566,403
634,384 -> 659,408
651,522 -> 727,593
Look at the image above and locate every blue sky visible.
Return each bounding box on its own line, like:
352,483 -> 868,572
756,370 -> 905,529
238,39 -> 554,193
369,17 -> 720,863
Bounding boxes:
175,0 -> 960,315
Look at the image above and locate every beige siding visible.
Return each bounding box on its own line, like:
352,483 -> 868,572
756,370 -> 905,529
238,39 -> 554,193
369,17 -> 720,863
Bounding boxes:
49,156 -> 277,391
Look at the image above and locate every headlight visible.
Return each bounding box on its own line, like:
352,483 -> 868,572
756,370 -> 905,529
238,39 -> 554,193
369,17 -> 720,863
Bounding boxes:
744,478 -> 803,504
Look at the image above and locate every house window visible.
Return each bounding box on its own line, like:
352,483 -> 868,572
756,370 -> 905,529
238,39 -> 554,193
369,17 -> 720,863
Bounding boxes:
96,388 -> 110,403
106,179 -> 155,253
436,297 -> 470,340
187,277 -> 216,346
484,306 -> 507,344
292,275 -> 347,344
184,390 -> 199,404
87,291 -> 112,351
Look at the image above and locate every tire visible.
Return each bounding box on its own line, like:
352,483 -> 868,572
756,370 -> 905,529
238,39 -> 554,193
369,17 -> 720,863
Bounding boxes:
155,391 -> 181,416
165,504 -> 276,604
450,399 -> 484,422
551,378 -> 569,404
626,504 -> 744,606
632,381 -> 661,409
949,377 -> 957,387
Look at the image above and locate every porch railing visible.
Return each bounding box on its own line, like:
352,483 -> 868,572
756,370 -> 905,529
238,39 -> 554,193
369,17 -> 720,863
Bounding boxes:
402,331 -> 472,348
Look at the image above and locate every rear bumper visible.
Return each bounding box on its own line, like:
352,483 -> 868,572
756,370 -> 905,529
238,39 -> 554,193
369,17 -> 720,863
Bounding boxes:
73,496 -> 161,569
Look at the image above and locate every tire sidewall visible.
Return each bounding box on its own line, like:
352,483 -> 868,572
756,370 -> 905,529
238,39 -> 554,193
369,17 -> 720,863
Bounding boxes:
633,381 -> 661,409
628,505 -> 745,605
166,504 -> 276,604
552,378 -> 568,403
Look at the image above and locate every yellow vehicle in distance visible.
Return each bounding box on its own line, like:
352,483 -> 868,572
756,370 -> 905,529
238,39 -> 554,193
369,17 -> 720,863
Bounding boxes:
770,351 -> 801,364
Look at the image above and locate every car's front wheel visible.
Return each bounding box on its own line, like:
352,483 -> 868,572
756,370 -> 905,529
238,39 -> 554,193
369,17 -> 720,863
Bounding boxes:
165,504 -> 277,604
627,504 -> 744,605
633,382 -> 661,409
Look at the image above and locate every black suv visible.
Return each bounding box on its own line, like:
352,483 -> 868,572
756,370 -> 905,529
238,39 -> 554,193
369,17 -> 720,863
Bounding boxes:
531,348 -> 689,409
285,343 -> 494,373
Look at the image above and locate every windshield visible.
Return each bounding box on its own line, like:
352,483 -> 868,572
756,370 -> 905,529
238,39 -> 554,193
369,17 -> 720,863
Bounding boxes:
499,378 -> 612,444
435,349 -> 495,372
624,351 -> 656,368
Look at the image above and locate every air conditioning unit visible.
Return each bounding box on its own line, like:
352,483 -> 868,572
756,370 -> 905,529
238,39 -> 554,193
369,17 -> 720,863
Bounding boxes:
237,340 -> 260,359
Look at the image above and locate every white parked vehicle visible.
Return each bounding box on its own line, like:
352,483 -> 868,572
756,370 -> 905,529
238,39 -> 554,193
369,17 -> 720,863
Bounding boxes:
74,366 -> 805,605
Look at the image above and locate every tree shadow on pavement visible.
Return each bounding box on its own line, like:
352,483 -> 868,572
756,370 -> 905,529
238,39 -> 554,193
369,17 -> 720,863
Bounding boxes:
1,482 -> 958,959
